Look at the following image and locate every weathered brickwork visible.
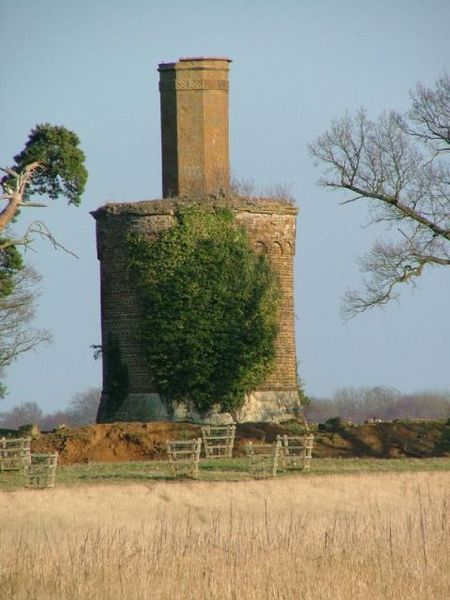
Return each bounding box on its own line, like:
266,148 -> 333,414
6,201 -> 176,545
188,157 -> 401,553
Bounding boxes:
92,197 -> 299,422
234,209 -> 297,391
92,57 -> 300,423
159,58 -> 231,197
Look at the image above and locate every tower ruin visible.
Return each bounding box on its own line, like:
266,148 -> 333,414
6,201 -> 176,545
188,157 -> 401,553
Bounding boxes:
92,57 -> 299,423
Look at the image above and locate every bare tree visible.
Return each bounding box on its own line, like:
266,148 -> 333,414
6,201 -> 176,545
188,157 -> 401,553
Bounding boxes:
0,388 -> 101,430
304,386 -> 450,423
68,387 -> 101,426
309,74 -> 450,317
0,401 -> 43,429
393,391 -> 450,420
0,265 -> 50,395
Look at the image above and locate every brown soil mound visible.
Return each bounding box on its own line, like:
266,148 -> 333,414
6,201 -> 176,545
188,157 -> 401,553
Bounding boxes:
28,419 -> 450,465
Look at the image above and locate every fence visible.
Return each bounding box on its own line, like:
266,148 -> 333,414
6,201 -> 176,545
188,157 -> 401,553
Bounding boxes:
0,437 -> 31,472
166,438 -> 202,478
277,434 -> 314,471
24,453 -> 58,488
201,424 -> 236,459
245,440 -> 282,478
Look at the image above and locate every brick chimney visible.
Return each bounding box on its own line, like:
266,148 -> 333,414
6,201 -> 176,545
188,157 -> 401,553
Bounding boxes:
158,57 -> 231,197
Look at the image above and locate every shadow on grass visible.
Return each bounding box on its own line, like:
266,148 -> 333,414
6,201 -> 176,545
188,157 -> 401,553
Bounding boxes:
335,427 -> 381,457
199,459 -> 249,472
75,472 -> 180,481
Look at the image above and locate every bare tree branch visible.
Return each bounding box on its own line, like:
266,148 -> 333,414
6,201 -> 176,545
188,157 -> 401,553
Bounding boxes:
310,74 -> 450,316
401,73 -> 450,149
0,162 -> 42,232
0,221 -> 79,257
0,265 -> 51,367
0,164 -> 79,257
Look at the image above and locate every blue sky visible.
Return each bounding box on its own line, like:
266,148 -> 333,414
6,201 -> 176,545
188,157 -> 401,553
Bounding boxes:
1,0 -> 449,412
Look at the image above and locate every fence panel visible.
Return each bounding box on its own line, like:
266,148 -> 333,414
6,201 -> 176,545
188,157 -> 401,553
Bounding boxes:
201,424 -> 236,459
166,438 -> 202,478
245,440 -> 282,478
24,453 -> 58,488
0,437 -> 31,472
277,434 -> 314,471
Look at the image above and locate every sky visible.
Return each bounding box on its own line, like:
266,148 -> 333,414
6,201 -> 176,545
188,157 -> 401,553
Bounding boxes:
0,0 -> 449,413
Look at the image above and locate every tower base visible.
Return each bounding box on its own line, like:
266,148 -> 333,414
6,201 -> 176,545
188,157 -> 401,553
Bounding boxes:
97,390 -> 301,424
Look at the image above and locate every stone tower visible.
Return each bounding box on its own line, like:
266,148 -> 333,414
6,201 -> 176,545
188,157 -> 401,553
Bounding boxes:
92,57 -> 299,423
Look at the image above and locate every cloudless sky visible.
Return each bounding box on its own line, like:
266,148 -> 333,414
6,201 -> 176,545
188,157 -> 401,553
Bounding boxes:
0,0 -> 449,413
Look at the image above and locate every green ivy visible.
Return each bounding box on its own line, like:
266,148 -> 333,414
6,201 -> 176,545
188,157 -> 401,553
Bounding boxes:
0,244 -> 24,298
127,207 -> 280,414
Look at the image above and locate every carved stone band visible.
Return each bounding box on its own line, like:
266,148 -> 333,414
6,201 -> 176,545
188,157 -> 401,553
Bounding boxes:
159,79 -> 229,92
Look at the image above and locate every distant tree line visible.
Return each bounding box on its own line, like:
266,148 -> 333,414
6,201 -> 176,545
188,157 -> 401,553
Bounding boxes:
304,387 -> 450,424
0,387 -> 100,430
1,386 -> 449,430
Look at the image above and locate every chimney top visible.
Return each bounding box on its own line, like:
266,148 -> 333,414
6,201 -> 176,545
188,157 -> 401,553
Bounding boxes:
158,57 -> 231,70
179,56 -> 232,62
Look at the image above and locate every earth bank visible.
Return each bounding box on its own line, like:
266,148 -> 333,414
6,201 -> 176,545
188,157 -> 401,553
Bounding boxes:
8,419 -> 448,465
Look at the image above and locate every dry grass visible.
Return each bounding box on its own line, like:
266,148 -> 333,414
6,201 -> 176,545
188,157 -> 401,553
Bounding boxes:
0,471 -> 449,599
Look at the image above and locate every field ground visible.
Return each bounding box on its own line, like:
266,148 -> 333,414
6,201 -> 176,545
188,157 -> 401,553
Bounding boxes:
8,418 -> 448,464
1,456 -> 450,491
0,470 -> 449,599
2,421 -> 449,598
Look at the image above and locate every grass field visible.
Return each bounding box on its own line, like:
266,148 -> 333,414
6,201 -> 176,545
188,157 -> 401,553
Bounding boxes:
0,461 -> 449,599
1,456 -> 450,491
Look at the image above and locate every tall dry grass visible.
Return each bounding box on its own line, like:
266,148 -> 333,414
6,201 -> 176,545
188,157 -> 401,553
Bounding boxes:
0,471 -> 449,599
